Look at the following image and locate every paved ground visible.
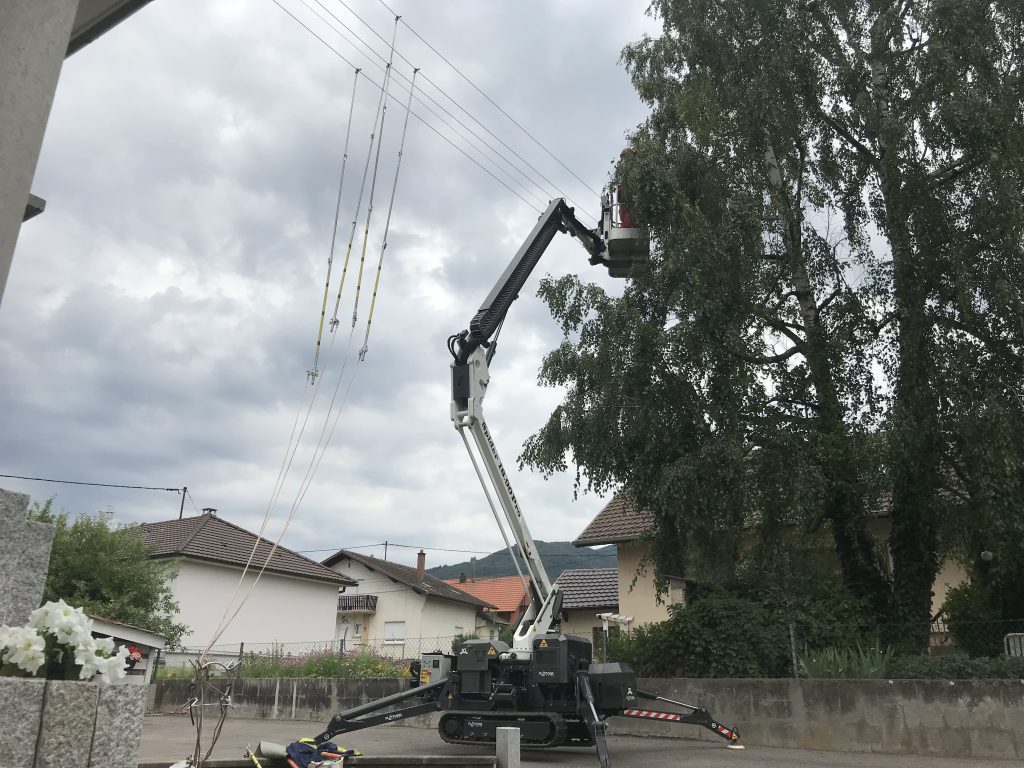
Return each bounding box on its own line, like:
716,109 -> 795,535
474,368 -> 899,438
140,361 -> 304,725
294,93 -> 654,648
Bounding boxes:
142,714 -> 1010,767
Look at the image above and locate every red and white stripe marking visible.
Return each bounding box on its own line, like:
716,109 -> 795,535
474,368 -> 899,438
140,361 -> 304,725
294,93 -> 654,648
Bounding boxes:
622,709 -> 683,721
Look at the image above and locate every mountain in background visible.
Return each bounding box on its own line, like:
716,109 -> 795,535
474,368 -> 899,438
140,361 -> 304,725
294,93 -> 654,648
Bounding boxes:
426,541 -> 616,582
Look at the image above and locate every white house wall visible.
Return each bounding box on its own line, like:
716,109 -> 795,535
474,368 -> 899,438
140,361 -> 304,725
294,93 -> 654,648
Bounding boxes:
330,558 -> 479,657
170,559 -> 339,648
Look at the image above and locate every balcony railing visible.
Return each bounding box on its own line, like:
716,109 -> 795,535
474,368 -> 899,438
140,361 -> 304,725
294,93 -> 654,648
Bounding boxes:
337,594 -> 377,613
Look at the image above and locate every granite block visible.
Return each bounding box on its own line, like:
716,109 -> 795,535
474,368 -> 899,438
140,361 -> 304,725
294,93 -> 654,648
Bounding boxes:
0,677 -> 47,768
89,684 -> 148,768
34,680 -> 99,768
0,488 -> 54,626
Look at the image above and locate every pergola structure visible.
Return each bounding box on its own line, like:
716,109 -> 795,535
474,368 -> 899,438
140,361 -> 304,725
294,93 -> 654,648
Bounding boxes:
0,0 -> 156,305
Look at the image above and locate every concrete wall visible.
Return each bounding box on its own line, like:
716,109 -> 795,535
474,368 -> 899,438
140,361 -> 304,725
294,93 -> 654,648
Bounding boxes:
156,676 -> 1024,760
150,677 -> 404,722
170,559 -> 339,647
623,678 -> 1024,761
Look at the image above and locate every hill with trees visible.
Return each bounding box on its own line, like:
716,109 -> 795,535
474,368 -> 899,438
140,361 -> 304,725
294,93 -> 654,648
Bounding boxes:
427,541 -> 616,581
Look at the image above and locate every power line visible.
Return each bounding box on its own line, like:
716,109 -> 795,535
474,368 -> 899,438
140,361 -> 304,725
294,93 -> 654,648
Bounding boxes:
293,0 -> 550,210
269,0 -> 541,212
325,0 -> 592,216
377,0 -> 602,200
0,473 -> 181,492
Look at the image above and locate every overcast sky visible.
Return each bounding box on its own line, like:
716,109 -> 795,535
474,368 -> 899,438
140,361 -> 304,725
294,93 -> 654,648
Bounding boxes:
0,0 -> 657,571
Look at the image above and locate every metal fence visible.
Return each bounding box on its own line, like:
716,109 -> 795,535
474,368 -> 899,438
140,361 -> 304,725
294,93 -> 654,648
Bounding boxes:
157,634 -> 486,678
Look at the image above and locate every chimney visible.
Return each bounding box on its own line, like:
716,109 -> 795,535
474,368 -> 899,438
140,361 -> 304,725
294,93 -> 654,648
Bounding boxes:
459,572 -> 467,583
416,549 -> 426,580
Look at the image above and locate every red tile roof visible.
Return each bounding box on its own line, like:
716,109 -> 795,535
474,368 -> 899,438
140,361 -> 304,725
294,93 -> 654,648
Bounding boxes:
573,493 -> 654,546
443,576 -> 530,616
137,514 -> 355,586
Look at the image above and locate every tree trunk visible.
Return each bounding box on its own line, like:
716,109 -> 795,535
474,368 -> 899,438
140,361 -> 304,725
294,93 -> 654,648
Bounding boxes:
762,136 -> 892,619
869,54 -> 940,649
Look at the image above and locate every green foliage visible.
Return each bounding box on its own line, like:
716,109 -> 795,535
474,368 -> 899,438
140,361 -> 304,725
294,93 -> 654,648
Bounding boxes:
523,0 -> 1024,649
230,648 -> 409,679
887,654 -> 1024,680
613,572 -> 875,677
28,499 -> 187,646
943,581 -> 1024,657
451,633 -> 479,655
798,644 -> 894,679
498,625 -> 515,646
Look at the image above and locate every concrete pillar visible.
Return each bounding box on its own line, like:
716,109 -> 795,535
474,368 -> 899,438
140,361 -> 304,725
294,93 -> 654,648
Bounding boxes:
0,0 -> 80,307
495,726 -> 520,768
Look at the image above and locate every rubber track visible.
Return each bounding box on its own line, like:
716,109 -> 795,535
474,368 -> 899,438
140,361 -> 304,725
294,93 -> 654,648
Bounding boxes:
437,711 -> 568,748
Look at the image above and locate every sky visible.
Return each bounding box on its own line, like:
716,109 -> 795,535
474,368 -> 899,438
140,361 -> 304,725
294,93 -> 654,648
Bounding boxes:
0,0 -> 658,571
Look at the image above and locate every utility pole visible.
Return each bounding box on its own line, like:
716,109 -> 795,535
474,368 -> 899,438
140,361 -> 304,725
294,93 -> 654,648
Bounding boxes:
383,540 -> 388,560
179,486 -> 187,519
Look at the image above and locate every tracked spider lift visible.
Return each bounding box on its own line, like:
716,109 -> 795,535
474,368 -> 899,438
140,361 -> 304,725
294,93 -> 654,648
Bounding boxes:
315,193 -> 741,766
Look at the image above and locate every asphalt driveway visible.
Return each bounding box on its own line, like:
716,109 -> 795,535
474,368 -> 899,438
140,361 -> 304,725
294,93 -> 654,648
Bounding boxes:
142,714 -> 1012,768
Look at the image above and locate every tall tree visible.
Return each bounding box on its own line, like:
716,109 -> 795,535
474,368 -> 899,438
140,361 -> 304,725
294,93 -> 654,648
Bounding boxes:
29,500 -> 188,646
524,0 -> 1024,646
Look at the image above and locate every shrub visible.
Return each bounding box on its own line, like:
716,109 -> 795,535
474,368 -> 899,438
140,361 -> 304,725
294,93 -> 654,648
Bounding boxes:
238,648 -> 408,679
798,644 -> 893,678
615,593 -> 790,677
942,581 -> 1017,657
451,633 -> 479,654
888,653 -> 1024,679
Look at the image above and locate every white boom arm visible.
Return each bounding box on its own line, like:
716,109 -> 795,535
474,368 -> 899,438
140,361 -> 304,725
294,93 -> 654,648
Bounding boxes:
447,197 -> 646,659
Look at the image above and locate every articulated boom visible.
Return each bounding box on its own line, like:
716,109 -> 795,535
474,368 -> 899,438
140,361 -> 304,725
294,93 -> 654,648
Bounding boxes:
317,193 -> 742,768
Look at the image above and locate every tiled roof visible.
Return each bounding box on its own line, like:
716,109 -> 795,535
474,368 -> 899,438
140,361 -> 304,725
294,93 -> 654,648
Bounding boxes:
322,550 -> 496,610
137,515 -> 355,586
442,576 -> 530,614
573,493 -> 654,546
555,568 -> 618,610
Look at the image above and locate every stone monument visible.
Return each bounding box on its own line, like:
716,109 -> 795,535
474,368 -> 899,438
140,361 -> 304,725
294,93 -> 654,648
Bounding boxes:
0,487 -> 148,768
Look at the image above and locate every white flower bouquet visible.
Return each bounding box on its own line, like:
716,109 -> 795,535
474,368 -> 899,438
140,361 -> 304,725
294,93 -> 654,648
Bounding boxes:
0,600 -> 129,683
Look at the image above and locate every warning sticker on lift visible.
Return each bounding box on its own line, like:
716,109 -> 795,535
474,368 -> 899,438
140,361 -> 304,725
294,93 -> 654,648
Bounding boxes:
486,647 -> 497,656
538,639 -> 549,648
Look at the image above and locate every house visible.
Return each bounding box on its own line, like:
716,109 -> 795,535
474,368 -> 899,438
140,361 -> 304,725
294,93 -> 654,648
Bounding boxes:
322,549 -> 495,658
573,495 -> 685,627
574,491 -> 968,628
554,568 -> 620,648
442,575 -> 531,631
137,512 -> 355,648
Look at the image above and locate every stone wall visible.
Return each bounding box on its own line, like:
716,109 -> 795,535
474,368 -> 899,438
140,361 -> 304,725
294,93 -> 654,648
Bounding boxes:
150,677 -> 407,722
623,677 -> 1024,761
156,676 -> 1024,760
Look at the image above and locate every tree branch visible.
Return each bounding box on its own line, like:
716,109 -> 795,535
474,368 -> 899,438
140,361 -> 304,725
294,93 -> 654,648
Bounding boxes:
817,287 -> 844,313
816,107 -> 879,167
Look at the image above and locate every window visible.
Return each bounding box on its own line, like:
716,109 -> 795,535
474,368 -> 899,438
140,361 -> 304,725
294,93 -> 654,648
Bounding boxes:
384,621 -> 405,644
454,626 -> 463,636
353,622 -> 362,638
668,577 -> 687,608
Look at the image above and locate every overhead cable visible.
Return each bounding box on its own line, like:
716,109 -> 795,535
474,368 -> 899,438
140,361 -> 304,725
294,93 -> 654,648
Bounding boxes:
268,0 -> 540,211
299,0 -> 549,211
310,67 -> 362,384
377,0 -> 603,200
0,473 -> 180,492
319,0 -> 581,213
358,67 -> 419,361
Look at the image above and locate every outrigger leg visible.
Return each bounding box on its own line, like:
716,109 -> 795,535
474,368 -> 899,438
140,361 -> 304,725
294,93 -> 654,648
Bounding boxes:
576,672 -> 611,768
314,678 -> 451,743
621,689 -> 743,749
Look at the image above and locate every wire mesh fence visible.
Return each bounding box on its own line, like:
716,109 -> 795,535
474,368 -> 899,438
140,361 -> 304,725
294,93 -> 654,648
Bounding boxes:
156,635 -> 484,680
786,616 -> 1024,679
153,617 -> 1024,681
